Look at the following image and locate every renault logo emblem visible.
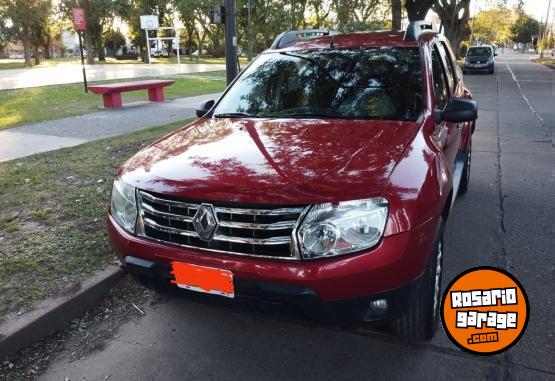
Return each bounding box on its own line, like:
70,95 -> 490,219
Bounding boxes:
192,203 -> 219,241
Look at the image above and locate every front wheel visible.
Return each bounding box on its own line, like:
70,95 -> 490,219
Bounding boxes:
391,218 -> 444,341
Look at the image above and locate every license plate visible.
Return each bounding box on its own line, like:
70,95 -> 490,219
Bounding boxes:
170,261 -> 234,298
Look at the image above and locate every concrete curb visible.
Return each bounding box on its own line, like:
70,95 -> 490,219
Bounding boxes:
0,264 -> 125,360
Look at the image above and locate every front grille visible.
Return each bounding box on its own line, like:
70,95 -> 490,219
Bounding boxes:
137,190 -> 307,259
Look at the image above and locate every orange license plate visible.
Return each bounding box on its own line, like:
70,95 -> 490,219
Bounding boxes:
170,261 -> 234,298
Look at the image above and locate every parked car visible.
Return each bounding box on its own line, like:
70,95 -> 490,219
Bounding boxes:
463,45 -> 496,74
108,21 -> 477,341
151,49 -> 168,58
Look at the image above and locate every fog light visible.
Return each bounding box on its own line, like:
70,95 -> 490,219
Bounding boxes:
370,299 -> 389,315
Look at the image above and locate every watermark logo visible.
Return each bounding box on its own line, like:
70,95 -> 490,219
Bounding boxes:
441,266 -> 529,355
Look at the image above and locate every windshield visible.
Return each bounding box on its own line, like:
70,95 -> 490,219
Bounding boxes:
467,47 -> 492,57
212,47 -> 423,121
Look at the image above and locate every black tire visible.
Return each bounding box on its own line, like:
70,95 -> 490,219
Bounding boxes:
392,218 -> 444,341
458,139 -> 472,195
489,68 -> 495,74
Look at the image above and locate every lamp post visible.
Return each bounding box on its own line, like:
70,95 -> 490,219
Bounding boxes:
540,0 -> 552,59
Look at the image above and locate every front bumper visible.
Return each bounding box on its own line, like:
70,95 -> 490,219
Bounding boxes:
463,63 -> 494,72
124,255 -> 417,323
108,215 -> 438,322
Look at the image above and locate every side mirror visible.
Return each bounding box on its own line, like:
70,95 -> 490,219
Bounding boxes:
196,99 -> 215,118
494,52 -> 498,56
437,98 -> 478,123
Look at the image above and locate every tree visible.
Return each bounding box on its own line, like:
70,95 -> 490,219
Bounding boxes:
115,0 -> 168,62
61,0 -> 124,64
433,0 -> 471,58
3,0 -> 51,66
0,6 -> 17,58
472,7 -> 514,45
510,13 -> 539,44
391,0 -> 401,30
404,0 -> 435,21
104,29 -> 126,55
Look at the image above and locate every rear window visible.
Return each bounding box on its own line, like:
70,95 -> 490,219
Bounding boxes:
213,47 -> 423,121
467,47 -> 492,56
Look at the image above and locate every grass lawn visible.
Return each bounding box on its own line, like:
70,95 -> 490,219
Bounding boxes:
0,118 -> 194,322
0,71 -> 225,129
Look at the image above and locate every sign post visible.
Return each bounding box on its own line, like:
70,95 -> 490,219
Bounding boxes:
72,8 -> 88,93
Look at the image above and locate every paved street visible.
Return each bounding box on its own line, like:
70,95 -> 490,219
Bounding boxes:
39,52 -> 554,380
0,63 -> 225,90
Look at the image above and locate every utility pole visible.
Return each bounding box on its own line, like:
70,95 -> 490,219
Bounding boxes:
224,0 -> 238,84
540,0 -> 552,59
247,0 -> 252,62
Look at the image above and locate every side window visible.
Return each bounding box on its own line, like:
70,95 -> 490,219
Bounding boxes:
440,41 -> 460,88
435,42 -> 455,93
431,46 -> 449,109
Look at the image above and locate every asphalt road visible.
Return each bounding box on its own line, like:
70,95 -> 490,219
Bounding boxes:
40,52 -> 554,380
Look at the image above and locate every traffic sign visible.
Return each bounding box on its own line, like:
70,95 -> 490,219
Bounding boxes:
72,8 -> 86,31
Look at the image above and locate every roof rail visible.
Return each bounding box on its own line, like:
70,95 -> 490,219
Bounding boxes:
270,29 -> 342,49
404,21 -> 434,41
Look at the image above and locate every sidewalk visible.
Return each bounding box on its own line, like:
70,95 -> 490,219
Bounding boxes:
0,92 -> 220,162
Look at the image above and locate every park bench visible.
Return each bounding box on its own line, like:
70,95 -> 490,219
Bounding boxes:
88,79 -> 175,109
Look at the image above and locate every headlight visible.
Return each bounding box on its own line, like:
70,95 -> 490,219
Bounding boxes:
297,198 -> 388,259
111,177 -> 137,233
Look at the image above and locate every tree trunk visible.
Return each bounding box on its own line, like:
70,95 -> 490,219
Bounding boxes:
433,0 -> 471,58
44,35 -> 51,59
34,46 -> 40,65
405,0 -> 436,21
392,0 -> 402,30
84,29 -> 95,64
98,41 -> 106,61
22,32 -> 33,67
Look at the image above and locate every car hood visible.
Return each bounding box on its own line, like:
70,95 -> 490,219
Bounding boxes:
119,118 -> 420,204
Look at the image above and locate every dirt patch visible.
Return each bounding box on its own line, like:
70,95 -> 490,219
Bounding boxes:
0,276 -> 159,381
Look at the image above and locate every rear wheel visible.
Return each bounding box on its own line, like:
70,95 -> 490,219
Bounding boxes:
458,139 -> 472,195
391,218 -> 444,341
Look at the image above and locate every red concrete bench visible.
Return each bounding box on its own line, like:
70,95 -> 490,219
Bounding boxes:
88,79 -> 175,109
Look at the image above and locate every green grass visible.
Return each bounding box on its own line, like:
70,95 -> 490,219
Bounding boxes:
0,72 -> 225,129
0,118 -> 195,321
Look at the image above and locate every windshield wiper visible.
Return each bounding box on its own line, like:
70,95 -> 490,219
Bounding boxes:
264,112 -> 337,119
213,112 -> 252,118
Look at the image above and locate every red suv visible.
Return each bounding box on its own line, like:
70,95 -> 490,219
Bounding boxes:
108,22 -> 477,341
